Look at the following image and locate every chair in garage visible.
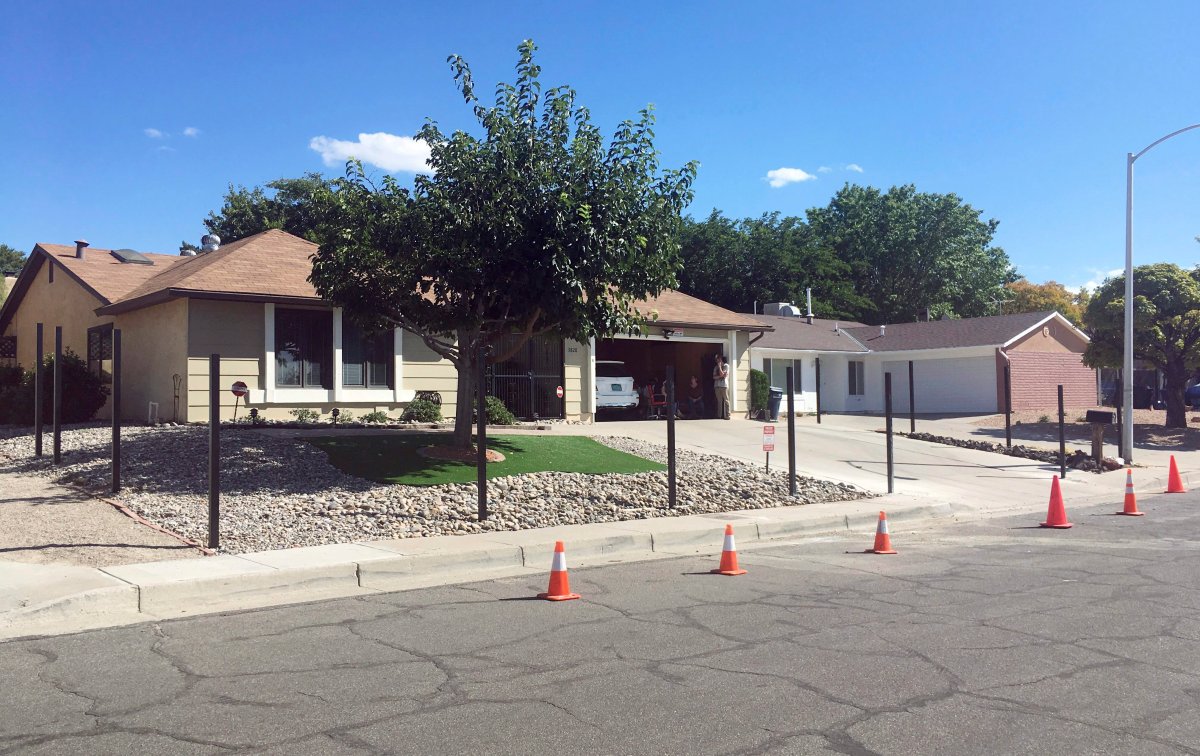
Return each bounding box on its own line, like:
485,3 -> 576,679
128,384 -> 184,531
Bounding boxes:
646,381 -> 668,419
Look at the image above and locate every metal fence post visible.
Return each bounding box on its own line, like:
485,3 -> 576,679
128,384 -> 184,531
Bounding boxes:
1058,384 -> 1066,479
208,353 -> 220,549
666,365 -> 676,509
786,366 -> 797,496
53,327 -> 62,465
814,358 -> 822,424
908,360 -> 916,434
112,329 -> 121,494
34,323 -> 43,458
1004,365 -> 1012,449
885,372 -> 895,494
477,345 -> 489,521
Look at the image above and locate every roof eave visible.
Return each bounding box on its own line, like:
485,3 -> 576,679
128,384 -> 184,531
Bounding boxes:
98,288 -> 326,315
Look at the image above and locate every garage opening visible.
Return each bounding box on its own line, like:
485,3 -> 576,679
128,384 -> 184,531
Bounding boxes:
595,337 -> 724,419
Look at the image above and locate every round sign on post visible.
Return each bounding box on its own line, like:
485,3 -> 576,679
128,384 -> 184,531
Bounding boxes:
556,385 -> 564,399
230,381 -> 249,398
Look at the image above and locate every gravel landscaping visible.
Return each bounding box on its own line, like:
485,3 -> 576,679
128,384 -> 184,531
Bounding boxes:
0,425 -> 868,555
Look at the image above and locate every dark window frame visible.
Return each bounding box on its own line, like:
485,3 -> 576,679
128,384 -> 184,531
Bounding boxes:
274,308 -> 333,389
848,360 -> 865,396
342,323 -> 393,389
87,324 -> 114,385
763,357 -> 803,393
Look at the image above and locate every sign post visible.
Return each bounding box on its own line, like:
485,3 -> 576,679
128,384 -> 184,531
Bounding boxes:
666,366 -> 676,509
762,424 -> 775,472
230,381 -> 249,420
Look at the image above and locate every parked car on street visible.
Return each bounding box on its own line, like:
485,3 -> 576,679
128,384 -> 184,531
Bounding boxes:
1186,383 -> 1200,409
595,361 -> 639,418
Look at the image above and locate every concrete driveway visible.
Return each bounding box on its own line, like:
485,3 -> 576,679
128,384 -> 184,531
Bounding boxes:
575,416 -> 1139,508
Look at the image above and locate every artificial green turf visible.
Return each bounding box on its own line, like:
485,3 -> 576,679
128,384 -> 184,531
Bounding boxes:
308,433 -> 665,486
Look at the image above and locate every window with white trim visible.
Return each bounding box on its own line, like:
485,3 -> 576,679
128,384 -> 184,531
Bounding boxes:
343,324 -> 392,389
762,358 -> 803,393
848,360 -> 865,396
275,309 -> 332,388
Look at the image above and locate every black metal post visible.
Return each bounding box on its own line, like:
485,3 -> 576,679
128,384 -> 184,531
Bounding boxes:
477,346 -> 489,521
908,360 -> 916,434
1114,374 -> 1123,442
814,358 -> 822,424
1003,365 -> 1012,449
1058,384 -> 1066,479
34,323 -> 43,458
885,372 -> 895,494
666,365 -> 676,509
111,329 -> 121,494
786,366 -> 797,496
53,327 -> 62,465
528,370 -> 536,422
208,354 -> 220,549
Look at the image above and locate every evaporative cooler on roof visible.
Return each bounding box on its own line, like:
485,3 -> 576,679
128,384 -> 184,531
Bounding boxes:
111,248 -> 154,265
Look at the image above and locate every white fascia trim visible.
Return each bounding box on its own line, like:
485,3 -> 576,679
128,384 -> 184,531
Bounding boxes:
866,345 -> 998,361
1002,311 -> 1090,346
273,388 -> 334,403
608,333 -> 727,343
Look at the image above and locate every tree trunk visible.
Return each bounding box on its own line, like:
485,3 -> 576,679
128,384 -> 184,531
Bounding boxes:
1163,364 -> 1189,429
453,338 -> 476,449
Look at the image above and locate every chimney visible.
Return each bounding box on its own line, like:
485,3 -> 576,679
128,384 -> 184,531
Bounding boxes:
880,325 -> 886,338
74,239 -> 89,259
806,288 -> 814,325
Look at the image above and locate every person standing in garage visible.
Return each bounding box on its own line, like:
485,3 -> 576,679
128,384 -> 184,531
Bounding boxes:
713,354 -> 730,420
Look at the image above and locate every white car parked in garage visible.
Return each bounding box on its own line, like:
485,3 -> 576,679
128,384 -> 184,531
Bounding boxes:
594,360 -> 640,416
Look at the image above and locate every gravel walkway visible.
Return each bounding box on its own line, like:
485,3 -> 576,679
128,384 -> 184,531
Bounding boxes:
0,425 -> 868,555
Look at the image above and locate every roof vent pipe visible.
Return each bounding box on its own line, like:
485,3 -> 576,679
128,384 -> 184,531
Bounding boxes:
806,288 -> 813,325
74,239 -> 89,259
880,325 -> 886,338
200,234 -> 221,254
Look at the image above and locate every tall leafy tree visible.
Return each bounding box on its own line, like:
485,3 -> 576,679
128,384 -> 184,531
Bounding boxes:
806,184 -> 1015,324
0,243 -> 26,274
310,41 -> 697,447
1083,263 -> 1200,428
1003,279 -> 1089,327
199,173 -> 336,244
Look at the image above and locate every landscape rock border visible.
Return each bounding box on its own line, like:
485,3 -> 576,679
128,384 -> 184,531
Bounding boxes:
898,431 -> 1122,473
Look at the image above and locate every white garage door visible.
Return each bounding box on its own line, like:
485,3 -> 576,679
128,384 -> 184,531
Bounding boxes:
882,356 -> 997,413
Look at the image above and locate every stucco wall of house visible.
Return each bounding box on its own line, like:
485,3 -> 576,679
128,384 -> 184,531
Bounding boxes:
186,300 -> 265,422
402,330 -> 461,420
3,259 -> 112,370
115,298 -> 189,423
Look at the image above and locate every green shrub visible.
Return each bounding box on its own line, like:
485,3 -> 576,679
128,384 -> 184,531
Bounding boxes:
361,410 -> 391,424
401,398 -> 443,423
332,409 -> 354,423
475,395 -> 517,425
749,368 -> 769,411
0,350 -> 108,425
289,408 -> 320,423
1038,414 -> 1051,424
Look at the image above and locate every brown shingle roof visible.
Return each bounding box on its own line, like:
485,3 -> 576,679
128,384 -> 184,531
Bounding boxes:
844,311 -> 1063,351
752,315 -> 868,352
98,229 -> 320,314
633,290 -> 771,332
36,244 -> 183,304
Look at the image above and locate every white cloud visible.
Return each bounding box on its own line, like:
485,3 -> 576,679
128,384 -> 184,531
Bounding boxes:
817,166 -> 832,173
144,128 -> 165,139
1071,268 -> 1124,294
183,126 -> 200,137
845,163 -> 864,173
155,145 -> 176,153
309,132 -> 431,173
764,167 -> 817,188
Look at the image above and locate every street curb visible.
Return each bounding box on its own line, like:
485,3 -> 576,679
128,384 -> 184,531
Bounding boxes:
0,487 -> 1135,641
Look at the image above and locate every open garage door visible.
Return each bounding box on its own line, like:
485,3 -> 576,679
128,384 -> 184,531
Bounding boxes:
595,337 -> 725,419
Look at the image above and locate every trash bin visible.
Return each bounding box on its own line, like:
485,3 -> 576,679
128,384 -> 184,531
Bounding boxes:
767,387 -> 784,421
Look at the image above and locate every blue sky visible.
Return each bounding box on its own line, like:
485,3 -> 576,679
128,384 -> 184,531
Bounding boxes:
2,1 -> 1197,292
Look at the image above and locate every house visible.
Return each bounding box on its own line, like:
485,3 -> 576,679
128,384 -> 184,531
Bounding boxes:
0,230 -> 771,423
750,306 -> 1096,414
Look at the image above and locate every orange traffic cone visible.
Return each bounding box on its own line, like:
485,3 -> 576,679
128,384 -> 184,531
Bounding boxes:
537,541 -> 580,601
865,511 -> 898,554
1117,468 -> 1144,516
711,524 -> 747,575
1167,455 -> 1187,494
1040,475 -> 1073,528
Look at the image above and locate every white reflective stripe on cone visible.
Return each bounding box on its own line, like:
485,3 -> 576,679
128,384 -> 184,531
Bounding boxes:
551,550 -> 568,572
877,518 -> 889,534
723,534 -> 736,552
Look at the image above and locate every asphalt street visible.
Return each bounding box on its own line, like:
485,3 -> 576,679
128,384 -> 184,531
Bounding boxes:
3,490 -> 1200,755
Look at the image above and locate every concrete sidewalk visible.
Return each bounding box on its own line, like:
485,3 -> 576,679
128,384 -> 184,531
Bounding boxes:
2,468 -> 1176,641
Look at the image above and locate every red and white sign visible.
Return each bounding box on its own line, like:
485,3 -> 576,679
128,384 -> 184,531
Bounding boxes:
230,381 -> 249,398
556,385 -> 564,399
762,425 -> 775,452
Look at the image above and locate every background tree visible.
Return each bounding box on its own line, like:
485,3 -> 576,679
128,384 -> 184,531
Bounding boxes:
1003,279 -> 1089,327
0,243 -> 26,274
310,40 -> 697,447
1083,263 -> 1200,428
201,173 -> 336,244
805,184 -> 1016,324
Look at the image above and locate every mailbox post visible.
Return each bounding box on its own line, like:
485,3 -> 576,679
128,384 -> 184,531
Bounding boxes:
1085,409 -> 1114,467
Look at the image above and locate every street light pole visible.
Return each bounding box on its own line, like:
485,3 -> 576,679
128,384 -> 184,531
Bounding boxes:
1121,123 -> 1200,463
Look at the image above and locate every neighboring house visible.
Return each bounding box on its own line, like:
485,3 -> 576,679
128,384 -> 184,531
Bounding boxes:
0,230 -> 771,422
750,307 -> 1096,414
